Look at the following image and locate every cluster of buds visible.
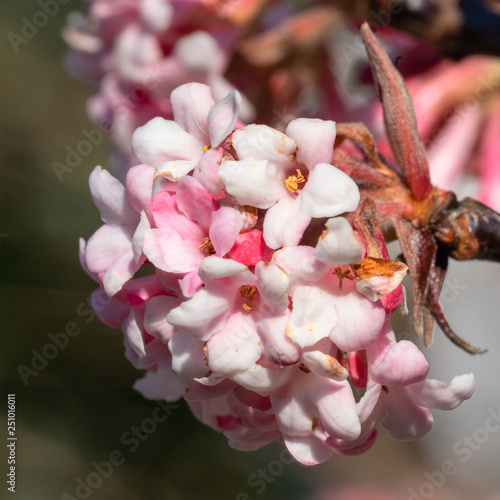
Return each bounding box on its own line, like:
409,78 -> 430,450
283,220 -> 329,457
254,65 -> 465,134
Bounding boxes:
80,82 -> 475,464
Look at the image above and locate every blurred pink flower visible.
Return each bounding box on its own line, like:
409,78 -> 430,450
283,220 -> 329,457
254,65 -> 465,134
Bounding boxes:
64,0 -> 255,177
80,83 -> 475,464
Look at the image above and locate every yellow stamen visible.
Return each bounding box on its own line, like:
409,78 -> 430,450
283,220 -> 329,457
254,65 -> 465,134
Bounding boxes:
239,285 -> 258,311
203,144 -> 211,152
285,168 -> 306,192
239,285 -> 258,301
199,237 -> 216,256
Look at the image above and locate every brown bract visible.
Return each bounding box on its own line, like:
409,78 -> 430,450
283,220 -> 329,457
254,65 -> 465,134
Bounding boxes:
332,24 -> 500,354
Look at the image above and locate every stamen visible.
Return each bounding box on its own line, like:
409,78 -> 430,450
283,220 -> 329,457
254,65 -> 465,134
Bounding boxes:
239,285 -> 258,311
203,144 -> 211,152
333,266 -> 354,292
199,237 -> 216,256
239,285 -> 258,301
298,363 -> 311,374
285,168 -> 306,192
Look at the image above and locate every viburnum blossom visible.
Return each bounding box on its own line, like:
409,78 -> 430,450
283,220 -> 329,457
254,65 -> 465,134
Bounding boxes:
64,1 -> 500,219
63,0 -> 256,177
80,81 -> 476,465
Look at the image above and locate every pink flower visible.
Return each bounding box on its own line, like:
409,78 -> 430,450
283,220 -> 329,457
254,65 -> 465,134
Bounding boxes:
269,245 -> 385,352
167,256 -> 295,373
143,176 -> 243,296
89,273 -> 186,401
64,0 -> 254,176
81,163 -> 155,296
218,119 -> 360,249
367,327 -> 475,441
332,324 -> 476,454
132,82 -> 241,181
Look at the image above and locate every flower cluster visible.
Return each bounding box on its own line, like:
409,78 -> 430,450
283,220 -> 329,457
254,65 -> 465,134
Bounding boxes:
63,0 -> 256,177
80,83 -> 475,464
64,2 -> 500,214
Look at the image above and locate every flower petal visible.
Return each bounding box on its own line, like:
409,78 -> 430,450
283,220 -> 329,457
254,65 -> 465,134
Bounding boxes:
125,336 -> 171,370
176,175 -> 218,231
271,379 -> 317,437
328,279 -> 386,352
208,90 -> 241,147
283,429 -> 333,466
263,196 -> 312,249
84,224 -> 132,276
133,361 -> 184,401
226,424 -> 279,451
286,286 -> 338,348
151,190 -> 200,237
314,217 -> 363,266
170,82 -> 215,143
140,0 -> 173,33
155,159 -> 198,182
209,206 -> 243,256
143,227 -> 203,274
174,31 -> 219,74
131,117 -> 204,168
193,147 -> 224,195
285,118 -> 336,169
207,311 -> 261,374
382,387 -> 434,441
272,246 -> 328,289
167,282 -> 233,340
231,124 -> 296,169
301,351 -> 348,381
103,248 -> 145,297
371,340 -> 429,386
125,164 -> 155,220
300,163 -> 360,218
169,330 -> 208,386
227,428 -> 279,452
91,288 -> 129,328
313,378 -> 361,440
230,364 -> 291,395
409,373 -> 475,410
124,309 -> 145,357
255,262 -> 290,314
327,429 -> 378,456
219,159 -> 286,209
143,295 -> 181,342
180,269 -> 204,298
198,256 -> 249,282
89,166 -> 137,225
257,306 -> 300,366
352,257 -> 408,302
132,211 -> 150,263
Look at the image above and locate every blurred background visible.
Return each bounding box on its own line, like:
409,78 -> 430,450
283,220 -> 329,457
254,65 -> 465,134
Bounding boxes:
1,1 -> 500,499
